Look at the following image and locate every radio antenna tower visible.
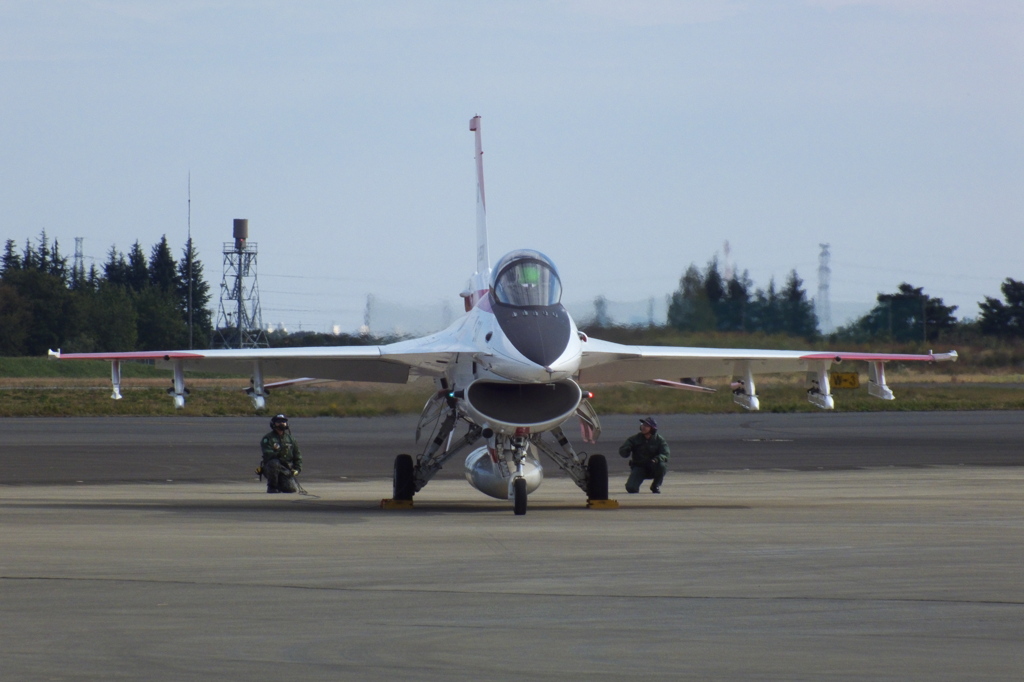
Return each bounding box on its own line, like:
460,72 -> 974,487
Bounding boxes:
362,294 -> 375,336
816,243 -> 833,334
214,219 -> 268,349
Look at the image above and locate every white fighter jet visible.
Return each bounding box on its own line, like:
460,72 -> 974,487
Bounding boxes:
51,116 -> 957,514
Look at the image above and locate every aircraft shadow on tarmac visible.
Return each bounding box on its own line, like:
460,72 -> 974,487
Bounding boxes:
1,498 -> 751,515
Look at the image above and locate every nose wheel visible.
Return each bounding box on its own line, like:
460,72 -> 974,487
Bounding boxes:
510,438 -> 530,516
513,477 -> 527,515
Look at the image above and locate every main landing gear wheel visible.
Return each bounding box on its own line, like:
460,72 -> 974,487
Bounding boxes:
393,454 -> 415,501
513,477 -> 527,516
586,454 -> 609,500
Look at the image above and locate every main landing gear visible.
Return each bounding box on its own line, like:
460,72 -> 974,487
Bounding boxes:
586,454 -> 609,500
389,443 -> 611,514
383,413 -> 485,510
509,451 -> 609,515
393,454 -> 415,501
385,409 -> 614,515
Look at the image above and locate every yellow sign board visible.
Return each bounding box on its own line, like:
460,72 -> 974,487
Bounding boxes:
830,372 -> 860,389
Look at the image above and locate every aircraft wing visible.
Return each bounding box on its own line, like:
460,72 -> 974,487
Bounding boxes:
50,327 -> 476,385
578,337 -> 957,383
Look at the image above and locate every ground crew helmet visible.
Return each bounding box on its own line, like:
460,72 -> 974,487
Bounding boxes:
270,414 -> 289,429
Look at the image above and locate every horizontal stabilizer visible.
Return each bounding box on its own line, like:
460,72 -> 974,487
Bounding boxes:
649,378 -> 717,394
263,377 -> 330,390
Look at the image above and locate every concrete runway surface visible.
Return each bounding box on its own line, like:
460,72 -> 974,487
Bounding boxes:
4,411 -> 1024,484
1,412 -> 1022,680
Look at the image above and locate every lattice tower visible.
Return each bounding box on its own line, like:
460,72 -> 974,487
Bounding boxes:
214,219 -> 268,348
73,237 -> 85,282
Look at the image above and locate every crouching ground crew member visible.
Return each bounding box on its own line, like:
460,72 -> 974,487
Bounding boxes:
619,416 -> 670,494
259,414 -> 302,493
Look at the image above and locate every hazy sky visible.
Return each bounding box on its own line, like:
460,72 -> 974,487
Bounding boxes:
2,1 -> 1021,333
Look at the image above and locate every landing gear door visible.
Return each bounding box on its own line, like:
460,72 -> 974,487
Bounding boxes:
576,397 -> 601,444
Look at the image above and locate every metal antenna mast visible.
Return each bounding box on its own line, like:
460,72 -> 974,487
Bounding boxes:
816,243 -> 833,334
187,173 -> 193,349
214,219 -> 268,349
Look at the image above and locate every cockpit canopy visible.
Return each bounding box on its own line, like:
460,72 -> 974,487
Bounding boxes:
490,250 -> 563,307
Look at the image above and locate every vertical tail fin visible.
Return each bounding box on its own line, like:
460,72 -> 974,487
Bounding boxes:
470,115 -> 489,288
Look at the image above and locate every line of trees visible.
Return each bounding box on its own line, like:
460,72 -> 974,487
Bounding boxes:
835,278 -> 1024,342
2,233 -> 1023,356
652,254 -> 1023,343
0,232 -> 212,356
977,279 -> 1024,339
836,283 -> 958,343
666,257 -> 818,339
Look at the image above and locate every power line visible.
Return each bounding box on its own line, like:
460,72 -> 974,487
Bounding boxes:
831,260 -> 1007,283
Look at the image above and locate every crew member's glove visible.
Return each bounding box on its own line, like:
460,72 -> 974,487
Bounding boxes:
291,470 -> 299,476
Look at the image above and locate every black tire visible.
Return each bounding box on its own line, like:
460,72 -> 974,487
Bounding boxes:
513,477 -> 527,516
393,454 -> 415,501
587,454 -> 609,500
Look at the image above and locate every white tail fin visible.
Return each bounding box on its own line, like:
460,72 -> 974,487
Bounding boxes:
470,115 -> 489,286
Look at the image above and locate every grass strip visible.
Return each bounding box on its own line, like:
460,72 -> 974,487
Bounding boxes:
1,383 -> 1021,417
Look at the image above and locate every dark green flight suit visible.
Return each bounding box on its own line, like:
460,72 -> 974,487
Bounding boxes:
619,431 -> 670,493
261,430 -> 302,493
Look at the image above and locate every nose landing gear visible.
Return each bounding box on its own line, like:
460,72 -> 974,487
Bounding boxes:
513,477 -> 527,515
510,437 -> 529,516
